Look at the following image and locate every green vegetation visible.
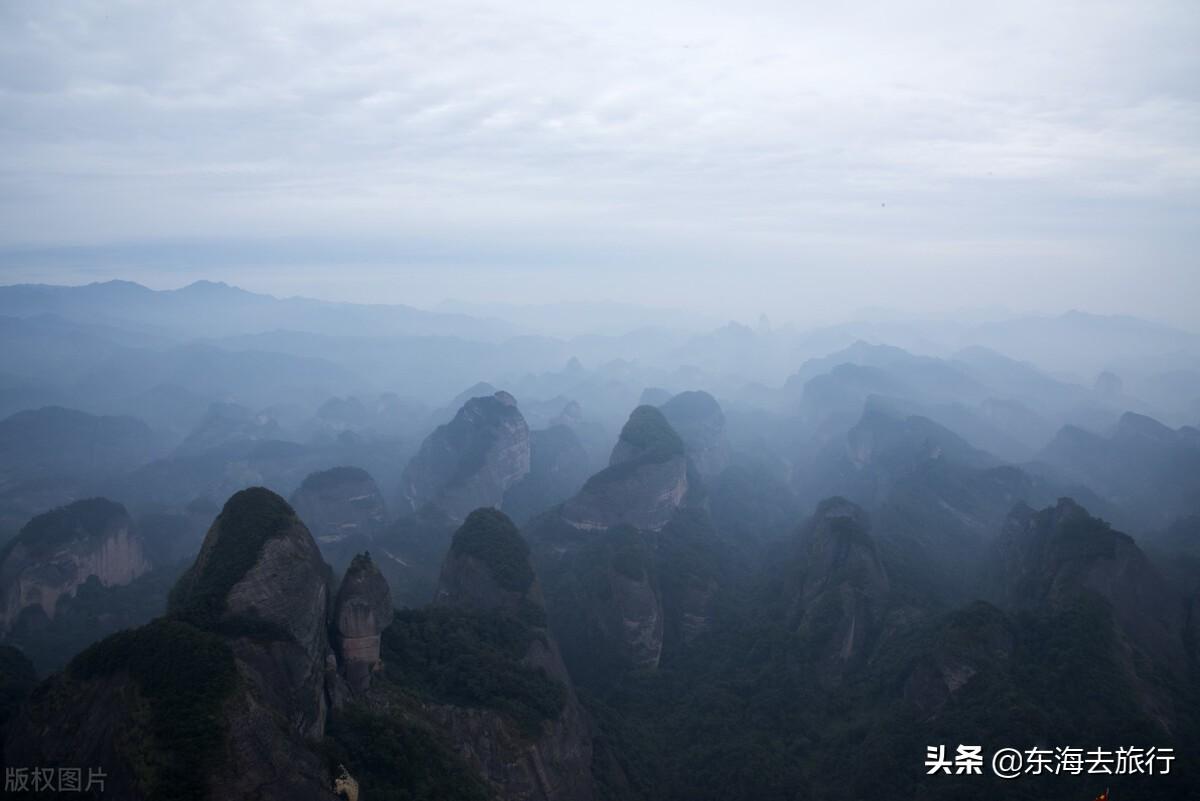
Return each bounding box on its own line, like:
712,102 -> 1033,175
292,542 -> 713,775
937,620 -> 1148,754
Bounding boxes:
68,618 -> 238,801
617,405 -> 684,458
325,707 -> 490,801
440,395 -> 514,489
299,465 -> 372,493
168,487 -> 296,630
450,508 -> 534,593
382,606 -> 565,737
0,497 -> 129,562
7,562 -> 186,674
0,644 -> 35,732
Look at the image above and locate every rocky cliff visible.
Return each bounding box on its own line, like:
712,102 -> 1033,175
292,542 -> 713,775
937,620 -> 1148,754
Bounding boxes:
502,425 -> 593,524
1035,411 -> 1200,530
0,498 -> 150,631
790,498 -> 891,674
6,487 -> 340,800
427,508 -> 596,801
401,391 -> 531,521
291,466 -> 388,574
333,552 -> 393,692
560,406 -> 688,532
170,487 -> 335,739
994,498 -> 1186,674
4,490 -> 608,801
292,466 -> 388,546
659,390 -> 730,480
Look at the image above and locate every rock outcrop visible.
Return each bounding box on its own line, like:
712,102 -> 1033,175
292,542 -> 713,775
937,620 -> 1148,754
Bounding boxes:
431,508 -> 596,801
6,487 -> 340,801
0,498 -> 150,631
176,401 -> 282,455
659,390 -> 730,480
170,487 -> 335,739
401,391 -> 531,521
560,406 -> 689,531
4,493 -> 606,801
993,498 -> 1185,673
333,552 -> 393,692
791,498 -> 890,672
1035,412 -> 1200,530
291,466 -> 388,576
292,466 -> 387,546
502,425 -> 592,524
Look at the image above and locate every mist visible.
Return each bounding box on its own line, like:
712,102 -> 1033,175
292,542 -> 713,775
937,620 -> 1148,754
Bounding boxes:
2,4 -> 1200,800
2,0 -> 1198,325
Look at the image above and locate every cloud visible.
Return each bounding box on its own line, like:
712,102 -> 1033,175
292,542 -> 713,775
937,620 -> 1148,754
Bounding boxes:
0,0 -> 1197,323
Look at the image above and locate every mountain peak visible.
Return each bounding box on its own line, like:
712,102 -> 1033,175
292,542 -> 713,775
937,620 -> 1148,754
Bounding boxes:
610,405 -> 684,466
168,487 -> 329,637
435,508 -> 543,624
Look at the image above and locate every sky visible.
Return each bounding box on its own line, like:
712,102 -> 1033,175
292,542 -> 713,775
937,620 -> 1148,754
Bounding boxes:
0,0 -> 1197,326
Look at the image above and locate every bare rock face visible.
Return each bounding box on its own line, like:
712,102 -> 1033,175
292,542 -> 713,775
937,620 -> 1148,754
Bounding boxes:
292,466 -> 387,547
170,487 -> 335,740
561,406 -> 688,532
0,498 -> 150,631
584,527 -> 664,670
792,498 -> 890,672
502,425 -> 592,525
433,508 -> 596,801
334,552 -> 393,692
995,498 -> 1185,672
6,488 -> 341,801
435,508 -> 544,622
401,391 -> 531,521
989,498 -> 1193,732
660,390 -> 731,481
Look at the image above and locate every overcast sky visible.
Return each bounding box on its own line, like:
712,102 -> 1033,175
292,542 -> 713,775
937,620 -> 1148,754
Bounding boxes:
0,0 -> 1196,326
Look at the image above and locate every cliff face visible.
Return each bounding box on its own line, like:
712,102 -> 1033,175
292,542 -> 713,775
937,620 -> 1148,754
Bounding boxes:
430,508 -> 596,801
170,487 -> 335,740
6,487 -> 340,801
6,495 -> 603,801
502,425 -> 592,524
994,498 -> 1186,673
0,498 -> 150,631
791,498 -> 890,673
560,406 -> 688,532
291,466 -> 387,547
1036,412 -> 1200,530
660,390 -> 730,480
333,552 -> 393,692
401,391 -> 531,521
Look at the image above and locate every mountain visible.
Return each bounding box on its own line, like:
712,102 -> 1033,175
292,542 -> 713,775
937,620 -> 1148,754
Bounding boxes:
0,280 -> 515,342
400,391 -> 532,521
502,425 -> 593,525
659,390 -> 731,480
560,406 -> 690,532
0,498 -> 150,632
1035,411 -> 1200,530
789,498 -> 891,677
7,488 -> 338,800
332,552 -> 394,693
359,508 -> 599,800
0,406 -> 164,536
0,406 -> 161,476
2,488 -> 601,799
290,465 -> 388,571
963,310 -> 1200,378
992,498 -> 1188,678
798,399 -> 998,510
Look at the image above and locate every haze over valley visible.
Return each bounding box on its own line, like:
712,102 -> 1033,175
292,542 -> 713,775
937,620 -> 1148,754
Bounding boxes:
1,1 -> 1198,799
